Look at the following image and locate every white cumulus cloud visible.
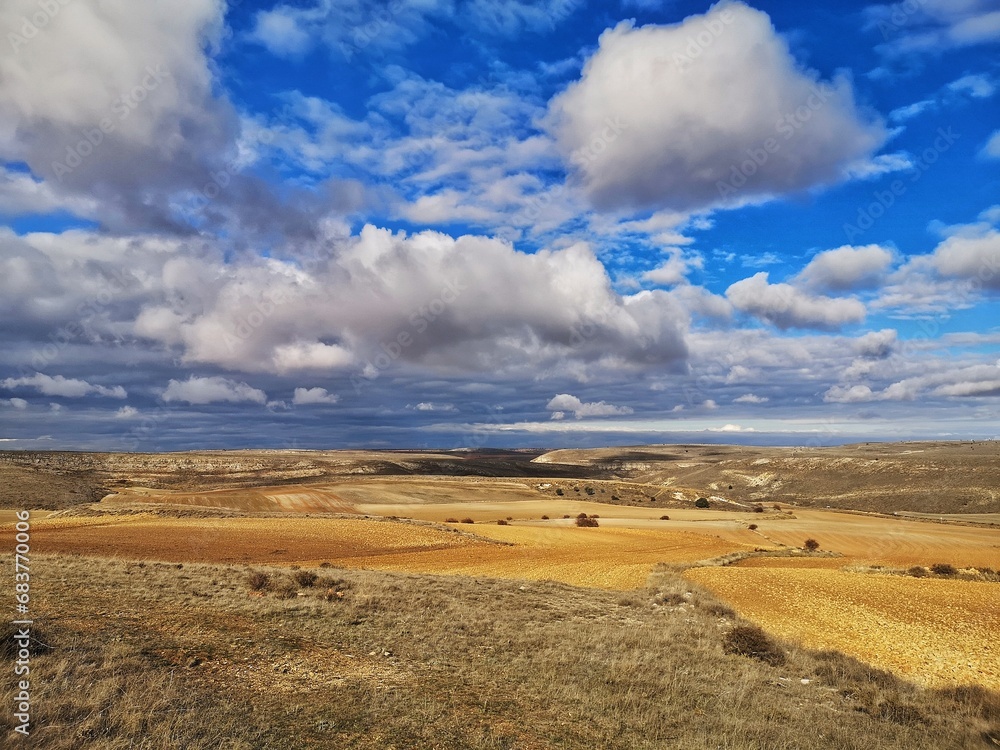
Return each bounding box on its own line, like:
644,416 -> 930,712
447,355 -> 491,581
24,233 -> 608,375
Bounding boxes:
1,373 -> 126,399
545,393 -> 634,419
546,1 -> 886,212
726,272 -> 866,330
292,387 -> 340,405
162,376 -> 267,405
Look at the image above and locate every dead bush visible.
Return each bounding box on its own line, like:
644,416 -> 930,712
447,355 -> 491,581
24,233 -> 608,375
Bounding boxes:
247,571 -> 270,591
930,563 -> 957,576
292,570 -> 318,588
575,516 -> 599,527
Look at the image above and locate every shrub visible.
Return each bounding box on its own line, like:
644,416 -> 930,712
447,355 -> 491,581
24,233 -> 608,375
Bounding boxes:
497,519 -> 508,526
577,512 -> 589,519
292,570 -> 318,588
748,523 -> 758,531
319,561 -> 333,568
695,497 -> 710,508
460,518 -> 475,524
541,515 -> 549,520
753,504 -> 764,513
660,515 -> 670,520
444,517 -> 459,523
506,516 -> 513,520
804,538 -> 820,552
907,566 -> 927,578
575,516 -> 599,527
271,578 -> 298,599
611,495 -> 620,502
722,624 -> 784,666
773,504 -> 781,511
555,488 -> 564,496
562,514 -> 571,519
584,486 -> 595,495
930,563 -> 957,576
247,571 -> 270,591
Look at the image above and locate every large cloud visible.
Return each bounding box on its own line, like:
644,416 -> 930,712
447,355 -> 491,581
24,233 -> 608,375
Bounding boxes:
133,224 -> 690,377
545,1 -> 886,212
0,0 -> 237,229
795,245 -> 895,291
726,272 -> 867,330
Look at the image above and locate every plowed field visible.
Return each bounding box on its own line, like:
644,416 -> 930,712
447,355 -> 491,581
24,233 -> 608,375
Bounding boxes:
10,515 -> 751,590
685,566 -> 1000,690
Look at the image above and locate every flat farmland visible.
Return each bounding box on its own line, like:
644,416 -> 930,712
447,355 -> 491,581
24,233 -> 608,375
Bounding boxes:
740,507 -> 1000,568
6,514 -> 752,589
12,464 -> 1000,695
685,566 -> 1000,690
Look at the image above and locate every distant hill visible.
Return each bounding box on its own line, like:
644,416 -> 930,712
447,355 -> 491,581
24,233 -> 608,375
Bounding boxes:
2,440 -> 997,514
534,441 -> 1000,515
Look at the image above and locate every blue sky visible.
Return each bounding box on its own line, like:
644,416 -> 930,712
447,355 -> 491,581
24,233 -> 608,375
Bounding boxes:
0,0 -> 998,451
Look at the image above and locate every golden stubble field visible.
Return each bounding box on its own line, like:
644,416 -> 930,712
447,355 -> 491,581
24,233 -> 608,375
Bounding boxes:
685,566 -> 1000,690
8,473 -> 1000,692
13,514 -> 754,590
